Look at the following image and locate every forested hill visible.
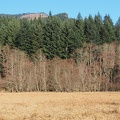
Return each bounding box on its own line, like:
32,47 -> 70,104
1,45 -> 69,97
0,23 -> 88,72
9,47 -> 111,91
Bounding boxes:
0,12 -> 120,92
0,12 -> 68,20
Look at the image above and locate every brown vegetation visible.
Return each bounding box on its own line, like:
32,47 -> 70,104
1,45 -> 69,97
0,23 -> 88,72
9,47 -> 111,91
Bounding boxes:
0,92 -> 120,120
0,42 -> 120,92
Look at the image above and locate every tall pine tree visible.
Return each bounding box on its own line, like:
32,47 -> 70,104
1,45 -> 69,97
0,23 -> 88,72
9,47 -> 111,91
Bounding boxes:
115,17 -> 120,42
43,15 -> 62,59
84,15 -> 97,43
74,13 -> 84,47
94,13 -> 103,44
101,14 -> 115,43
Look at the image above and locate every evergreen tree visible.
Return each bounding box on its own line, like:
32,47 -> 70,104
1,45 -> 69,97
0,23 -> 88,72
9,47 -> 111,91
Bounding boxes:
15,19 -> 30,52
49,11 -> 52,18
74,13 -> 84,47
43,16 -> 62,59
101,14 -> 115,43
84,15 -> 97,43
61,19 -> 78,58
94,13 -> 103,44
115,17 -> 120,42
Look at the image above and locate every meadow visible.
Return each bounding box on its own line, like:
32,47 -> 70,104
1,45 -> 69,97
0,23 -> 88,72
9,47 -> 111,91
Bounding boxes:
0,92 -> 120,120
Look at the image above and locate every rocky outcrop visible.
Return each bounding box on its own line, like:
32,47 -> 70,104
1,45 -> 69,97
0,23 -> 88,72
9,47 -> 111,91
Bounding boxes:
20,12 -> 48,20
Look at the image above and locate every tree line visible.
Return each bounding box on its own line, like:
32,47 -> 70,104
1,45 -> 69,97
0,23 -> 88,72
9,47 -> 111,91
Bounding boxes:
0,12 -> 120,59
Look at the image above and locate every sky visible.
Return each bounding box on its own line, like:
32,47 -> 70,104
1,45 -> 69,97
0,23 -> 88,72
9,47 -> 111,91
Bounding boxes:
0,0 -> 120,24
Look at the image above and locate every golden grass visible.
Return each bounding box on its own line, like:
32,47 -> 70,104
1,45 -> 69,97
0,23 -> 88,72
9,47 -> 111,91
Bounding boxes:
0,92 -> 120,120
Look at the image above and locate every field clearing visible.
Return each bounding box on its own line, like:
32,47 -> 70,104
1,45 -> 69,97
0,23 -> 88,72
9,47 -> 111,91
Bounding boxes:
0,92 -> 120,120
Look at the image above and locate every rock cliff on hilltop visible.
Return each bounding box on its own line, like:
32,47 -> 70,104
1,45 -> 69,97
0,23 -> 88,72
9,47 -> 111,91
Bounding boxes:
20,12 -> 48,20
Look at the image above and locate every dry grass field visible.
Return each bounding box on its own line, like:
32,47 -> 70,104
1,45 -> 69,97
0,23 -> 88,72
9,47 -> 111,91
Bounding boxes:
0,92 -> 120,120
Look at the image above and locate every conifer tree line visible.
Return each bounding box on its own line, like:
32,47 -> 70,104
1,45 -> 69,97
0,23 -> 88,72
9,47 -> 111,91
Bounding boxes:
0,12 -> 120,59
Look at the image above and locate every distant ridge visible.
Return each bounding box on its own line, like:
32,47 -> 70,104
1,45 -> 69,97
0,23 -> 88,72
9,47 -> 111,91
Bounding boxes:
0,12 -> 69,20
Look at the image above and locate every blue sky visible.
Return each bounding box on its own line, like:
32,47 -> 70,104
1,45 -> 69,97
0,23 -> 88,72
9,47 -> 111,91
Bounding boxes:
0,0 -> 120,24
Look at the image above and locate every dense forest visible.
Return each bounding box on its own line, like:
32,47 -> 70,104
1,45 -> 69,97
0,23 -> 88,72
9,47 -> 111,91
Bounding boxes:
0,12 -> 120,92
